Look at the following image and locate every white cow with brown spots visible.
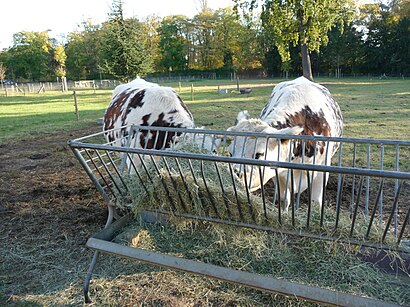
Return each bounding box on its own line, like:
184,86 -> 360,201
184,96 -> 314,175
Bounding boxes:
227,76 -> 343,209
104,78 -> 220,153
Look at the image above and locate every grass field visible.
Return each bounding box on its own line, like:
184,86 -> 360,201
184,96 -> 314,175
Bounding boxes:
1,77 -> 409,142
1,77 -> 409,306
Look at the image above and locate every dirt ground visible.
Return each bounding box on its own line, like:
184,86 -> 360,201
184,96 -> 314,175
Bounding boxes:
0,123 -> 108,305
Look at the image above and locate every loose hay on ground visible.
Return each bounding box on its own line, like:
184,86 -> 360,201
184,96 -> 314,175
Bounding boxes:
112,220 -> 410,305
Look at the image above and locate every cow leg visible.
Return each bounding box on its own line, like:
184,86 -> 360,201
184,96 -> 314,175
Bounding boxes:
311,171 -> 329,207
278,173 -> 291,211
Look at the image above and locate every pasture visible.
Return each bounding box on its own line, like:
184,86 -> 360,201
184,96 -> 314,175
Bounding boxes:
0,78 -> 409,306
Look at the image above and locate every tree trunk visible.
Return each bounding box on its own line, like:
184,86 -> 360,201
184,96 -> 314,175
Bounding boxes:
301,44 -> 313,81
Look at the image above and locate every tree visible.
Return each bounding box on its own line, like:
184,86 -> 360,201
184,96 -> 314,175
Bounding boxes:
98,0 -> 153,81
234,0 -> 356,80
5,31 -> 54,81
65,20 -> 103,80
0,62 -> 6,87
158,16 -> 189,72
318,23 -> 365,76
53,45 -> 67,78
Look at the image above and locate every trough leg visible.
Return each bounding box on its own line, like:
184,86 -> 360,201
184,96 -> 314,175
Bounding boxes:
84,251 -> 100,303
84,204 -> 115,303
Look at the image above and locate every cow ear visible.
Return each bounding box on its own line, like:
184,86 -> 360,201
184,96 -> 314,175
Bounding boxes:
277,126 -> 304,136
235,110 -> 250,124
227,125 -> 237,132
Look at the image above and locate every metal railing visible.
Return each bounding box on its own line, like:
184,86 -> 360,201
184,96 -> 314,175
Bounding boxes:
69,125 -> 410,252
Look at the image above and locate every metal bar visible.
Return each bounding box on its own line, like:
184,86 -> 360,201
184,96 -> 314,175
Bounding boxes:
320,140 -> 331,228
200,161 -> 219,218
95,150 -> 125,197
351,143 -> 357,214
215,162 -> 233,219
86,238 -> 399,307
382,182 -> 403,243
283,140 -> 292,210
138,154 -> 154,184
104,150 -> 129,193
275,168 -> 282,225
150,156 -> 177,212
242,166 -> 256,223
394,144 -> 399,235
365,144 -> 371,215
228,163 -> 243,221
71,124 -> 410,146
365,180 -> 385,240
334,175 -> 345,231
68,142 -> 410,180
163,157 -> 188,212
258,167 -> 268,221
397,207 -> 410,245
306,170 -> 311,230
175,158 -> 195,210
70,147 -> 111,203
126,155 -> 149,195
379,145 -> 384,225
290,169 -> 295,227
350,176 -> 364,238
84,251 -> 99,303
296,139 -> 306,210
84,149 -> 114,197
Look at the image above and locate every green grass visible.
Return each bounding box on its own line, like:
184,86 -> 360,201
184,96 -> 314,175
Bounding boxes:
0,89 -> 112,142
1,78 -> 409,142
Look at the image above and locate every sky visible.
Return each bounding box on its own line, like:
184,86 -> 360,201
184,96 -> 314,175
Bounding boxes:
0,0 -> 234,50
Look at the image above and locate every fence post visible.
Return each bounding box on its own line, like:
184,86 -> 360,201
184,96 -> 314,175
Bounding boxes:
191,84 -> 194,101
73,91 -> 79,121
93,81 -> 96,94
179,81 -> 182,93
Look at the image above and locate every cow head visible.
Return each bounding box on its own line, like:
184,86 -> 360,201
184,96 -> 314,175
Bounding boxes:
173,127 -> 222,153
227,118 -> 303,191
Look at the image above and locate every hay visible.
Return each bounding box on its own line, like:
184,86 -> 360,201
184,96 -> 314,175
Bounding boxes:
114,142 -> 395,245
107,142 -> 409,305
113,220 -> 410,305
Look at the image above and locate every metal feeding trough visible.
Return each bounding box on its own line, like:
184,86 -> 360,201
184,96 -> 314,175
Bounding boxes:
68,125 -> 410,305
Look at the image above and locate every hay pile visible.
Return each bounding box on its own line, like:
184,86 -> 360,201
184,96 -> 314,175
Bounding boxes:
113,220 -> 410,305
114,142 -> 395,244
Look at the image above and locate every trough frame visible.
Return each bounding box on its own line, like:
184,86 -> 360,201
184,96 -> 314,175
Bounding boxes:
68,125 -> 410,305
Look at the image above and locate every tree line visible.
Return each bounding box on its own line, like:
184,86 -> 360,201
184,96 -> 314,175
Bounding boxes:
0,0 -> 409,83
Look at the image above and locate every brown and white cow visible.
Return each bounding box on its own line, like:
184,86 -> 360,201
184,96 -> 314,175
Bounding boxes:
227,76 -> 343,209
104,78 -> 220,153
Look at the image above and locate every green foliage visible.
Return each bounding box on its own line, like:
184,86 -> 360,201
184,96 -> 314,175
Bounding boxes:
98,0 -> 154,81
234,0 -> 356,78
5,31 -> 53,80
0,1 -> 409,80
360,2 -> 410,75
0,62 -> 6,81
158,16 -> 188,72
65,21 -> 103,80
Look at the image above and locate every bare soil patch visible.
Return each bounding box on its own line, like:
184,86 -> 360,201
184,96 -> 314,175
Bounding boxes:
0,124 -> 108,305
